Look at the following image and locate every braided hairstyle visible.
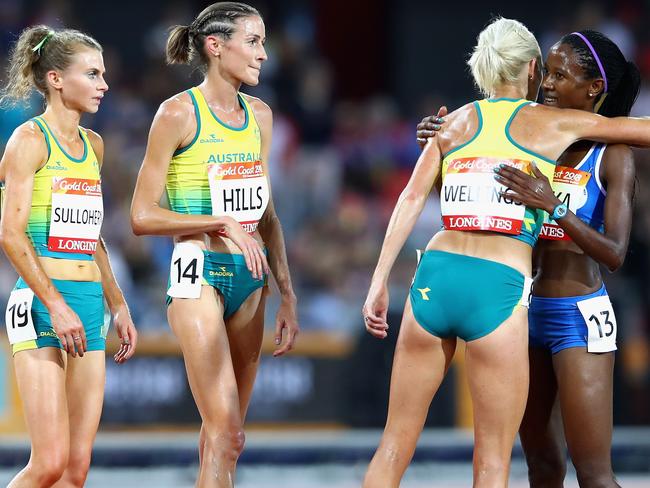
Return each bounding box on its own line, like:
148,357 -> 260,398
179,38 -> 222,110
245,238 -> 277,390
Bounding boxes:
166,2 -> 260,71
559,30 -> 640,116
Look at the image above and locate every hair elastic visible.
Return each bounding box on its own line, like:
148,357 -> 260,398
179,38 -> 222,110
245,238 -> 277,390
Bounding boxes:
32,32 -> 54,56
571,31 -> 608,93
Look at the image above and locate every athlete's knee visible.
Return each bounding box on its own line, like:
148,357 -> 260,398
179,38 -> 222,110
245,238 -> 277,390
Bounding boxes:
203,424 -> 246,463
574,460 -> 619,488
28,451 -> 68,486
374,433 -> 415,469
526,453 -> 566,487
528,459 -> 566,488
472,452 -> 513,485
63,449 -> 92,487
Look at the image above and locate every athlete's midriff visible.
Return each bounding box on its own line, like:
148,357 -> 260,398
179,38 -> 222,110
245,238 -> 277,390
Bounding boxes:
174,229 -> 264,254
426,229 -> 532,277
38,256 -> 101,282
533,239 -> 603,297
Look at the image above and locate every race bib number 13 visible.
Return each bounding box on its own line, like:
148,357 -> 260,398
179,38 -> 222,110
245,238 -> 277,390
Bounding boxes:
5,288 -> 37,345
576,295 -> 617,353
167,243 -> 205,299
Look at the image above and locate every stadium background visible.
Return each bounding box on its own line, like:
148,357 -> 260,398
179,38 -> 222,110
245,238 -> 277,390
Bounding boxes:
0,0 -> 649,485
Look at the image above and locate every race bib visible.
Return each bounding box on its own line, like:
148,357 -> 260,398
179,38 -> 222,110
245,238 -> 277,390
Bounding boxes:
207,161 -> 269,234
5,288 -> 37,344
167,242 -> 205,299
441,158 -> 529,235
539,166 -> 590,241
48,177 -> 103,254
576,295 -> 617,353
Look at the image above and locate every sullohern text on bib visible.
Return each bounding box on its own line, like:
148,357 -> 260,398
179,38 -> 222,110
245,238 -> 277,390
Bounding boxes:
48,177 -> 103,254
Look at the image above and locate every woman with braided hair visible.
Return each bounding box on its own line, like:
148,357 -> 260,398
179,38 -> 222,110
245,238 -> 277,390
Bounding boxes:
130,3 -> 298,486
495,30 -> 639,488
364,17 -> 650,487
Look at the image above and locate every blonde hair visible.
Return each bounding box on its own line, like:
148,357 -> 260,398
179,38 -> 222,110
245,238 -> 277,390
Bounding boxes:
1,25 -> 102,105
467,17 -> 541,97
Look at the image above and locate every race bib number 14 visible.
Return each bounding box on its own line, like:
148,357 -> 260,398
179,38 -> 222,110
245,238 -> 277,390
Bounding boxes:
167,243 -> 205,299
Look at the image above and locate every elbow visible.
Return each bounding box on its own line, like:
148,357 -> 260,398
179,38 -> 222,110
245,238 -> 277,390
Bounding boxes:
130,210 -> 148,236
0,227 -> 7,251
606,251 -> 626,273
401,189 -> 425,205
0,223 -> 14,251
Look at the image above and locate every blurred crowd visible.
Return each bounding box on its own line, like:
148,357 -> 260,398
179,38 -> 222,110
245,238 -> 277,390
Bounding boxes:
1,0 -> 649,422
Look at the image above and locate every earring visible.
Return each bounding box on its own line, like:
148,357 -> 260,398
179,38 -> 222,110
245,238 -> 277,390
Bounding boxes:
588,93 -> 595,98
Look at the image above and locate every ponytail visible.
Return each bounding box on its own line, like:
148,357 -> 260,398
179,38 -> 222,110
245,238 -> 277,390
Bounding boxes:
166,24 -> 192,65
1,25 -> 102,106
598,61 -> 640,117
166,2 -> 261,71
1,25 -> 53,105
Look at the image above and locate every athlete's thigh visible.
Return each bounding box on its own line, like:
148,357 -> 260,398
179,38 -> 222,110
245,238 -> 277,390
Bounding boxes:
226,287 -> 266,420
63,351 -> 106,458
554,347 -> 615,461
519,347 -> 565,461
465,306 -> 529,446
168,285 -> 239,422
384,298 -> 456,436
13,348 -> 69,452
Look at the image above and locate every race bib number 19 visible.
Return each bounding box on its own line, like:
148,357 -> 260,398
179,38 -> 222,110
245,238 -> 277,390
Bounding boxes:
5,288 -> 36,345
576,295 -> 617,353
167,243 -> 205,299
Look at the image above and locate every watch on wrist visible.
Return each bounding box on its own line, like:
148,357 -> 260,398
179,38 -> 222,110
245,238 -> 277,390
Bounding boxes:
551,202 -> 568,220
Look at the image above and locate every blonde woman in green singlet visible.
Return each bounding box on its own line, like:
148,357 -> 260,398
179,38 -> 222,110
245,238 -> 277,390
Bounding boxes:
0,26 -> 137,487
362,17 -> 650,488
130,3 -> 298,486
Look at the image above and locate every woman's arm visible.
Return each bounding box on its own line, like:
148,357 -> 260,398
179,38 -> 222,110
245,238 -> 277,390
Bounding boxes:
0,123 -> 86,355
248,96 -> 299,356
87,130 -> 137,363
495,144 -> 634,271
130,97 -> 235,236
556,108 -> 650,148
130,96 -> 267,275
363,138 -> 442,338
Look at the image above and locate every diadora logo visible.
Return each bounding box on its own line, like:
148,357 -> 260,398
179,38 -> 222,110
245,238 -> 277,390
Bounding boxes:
209,266 -> 234,277
200,133 -> 225,144
253,127 -> 261,141
46,161 -> 68,171
417,287 -> 431,301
